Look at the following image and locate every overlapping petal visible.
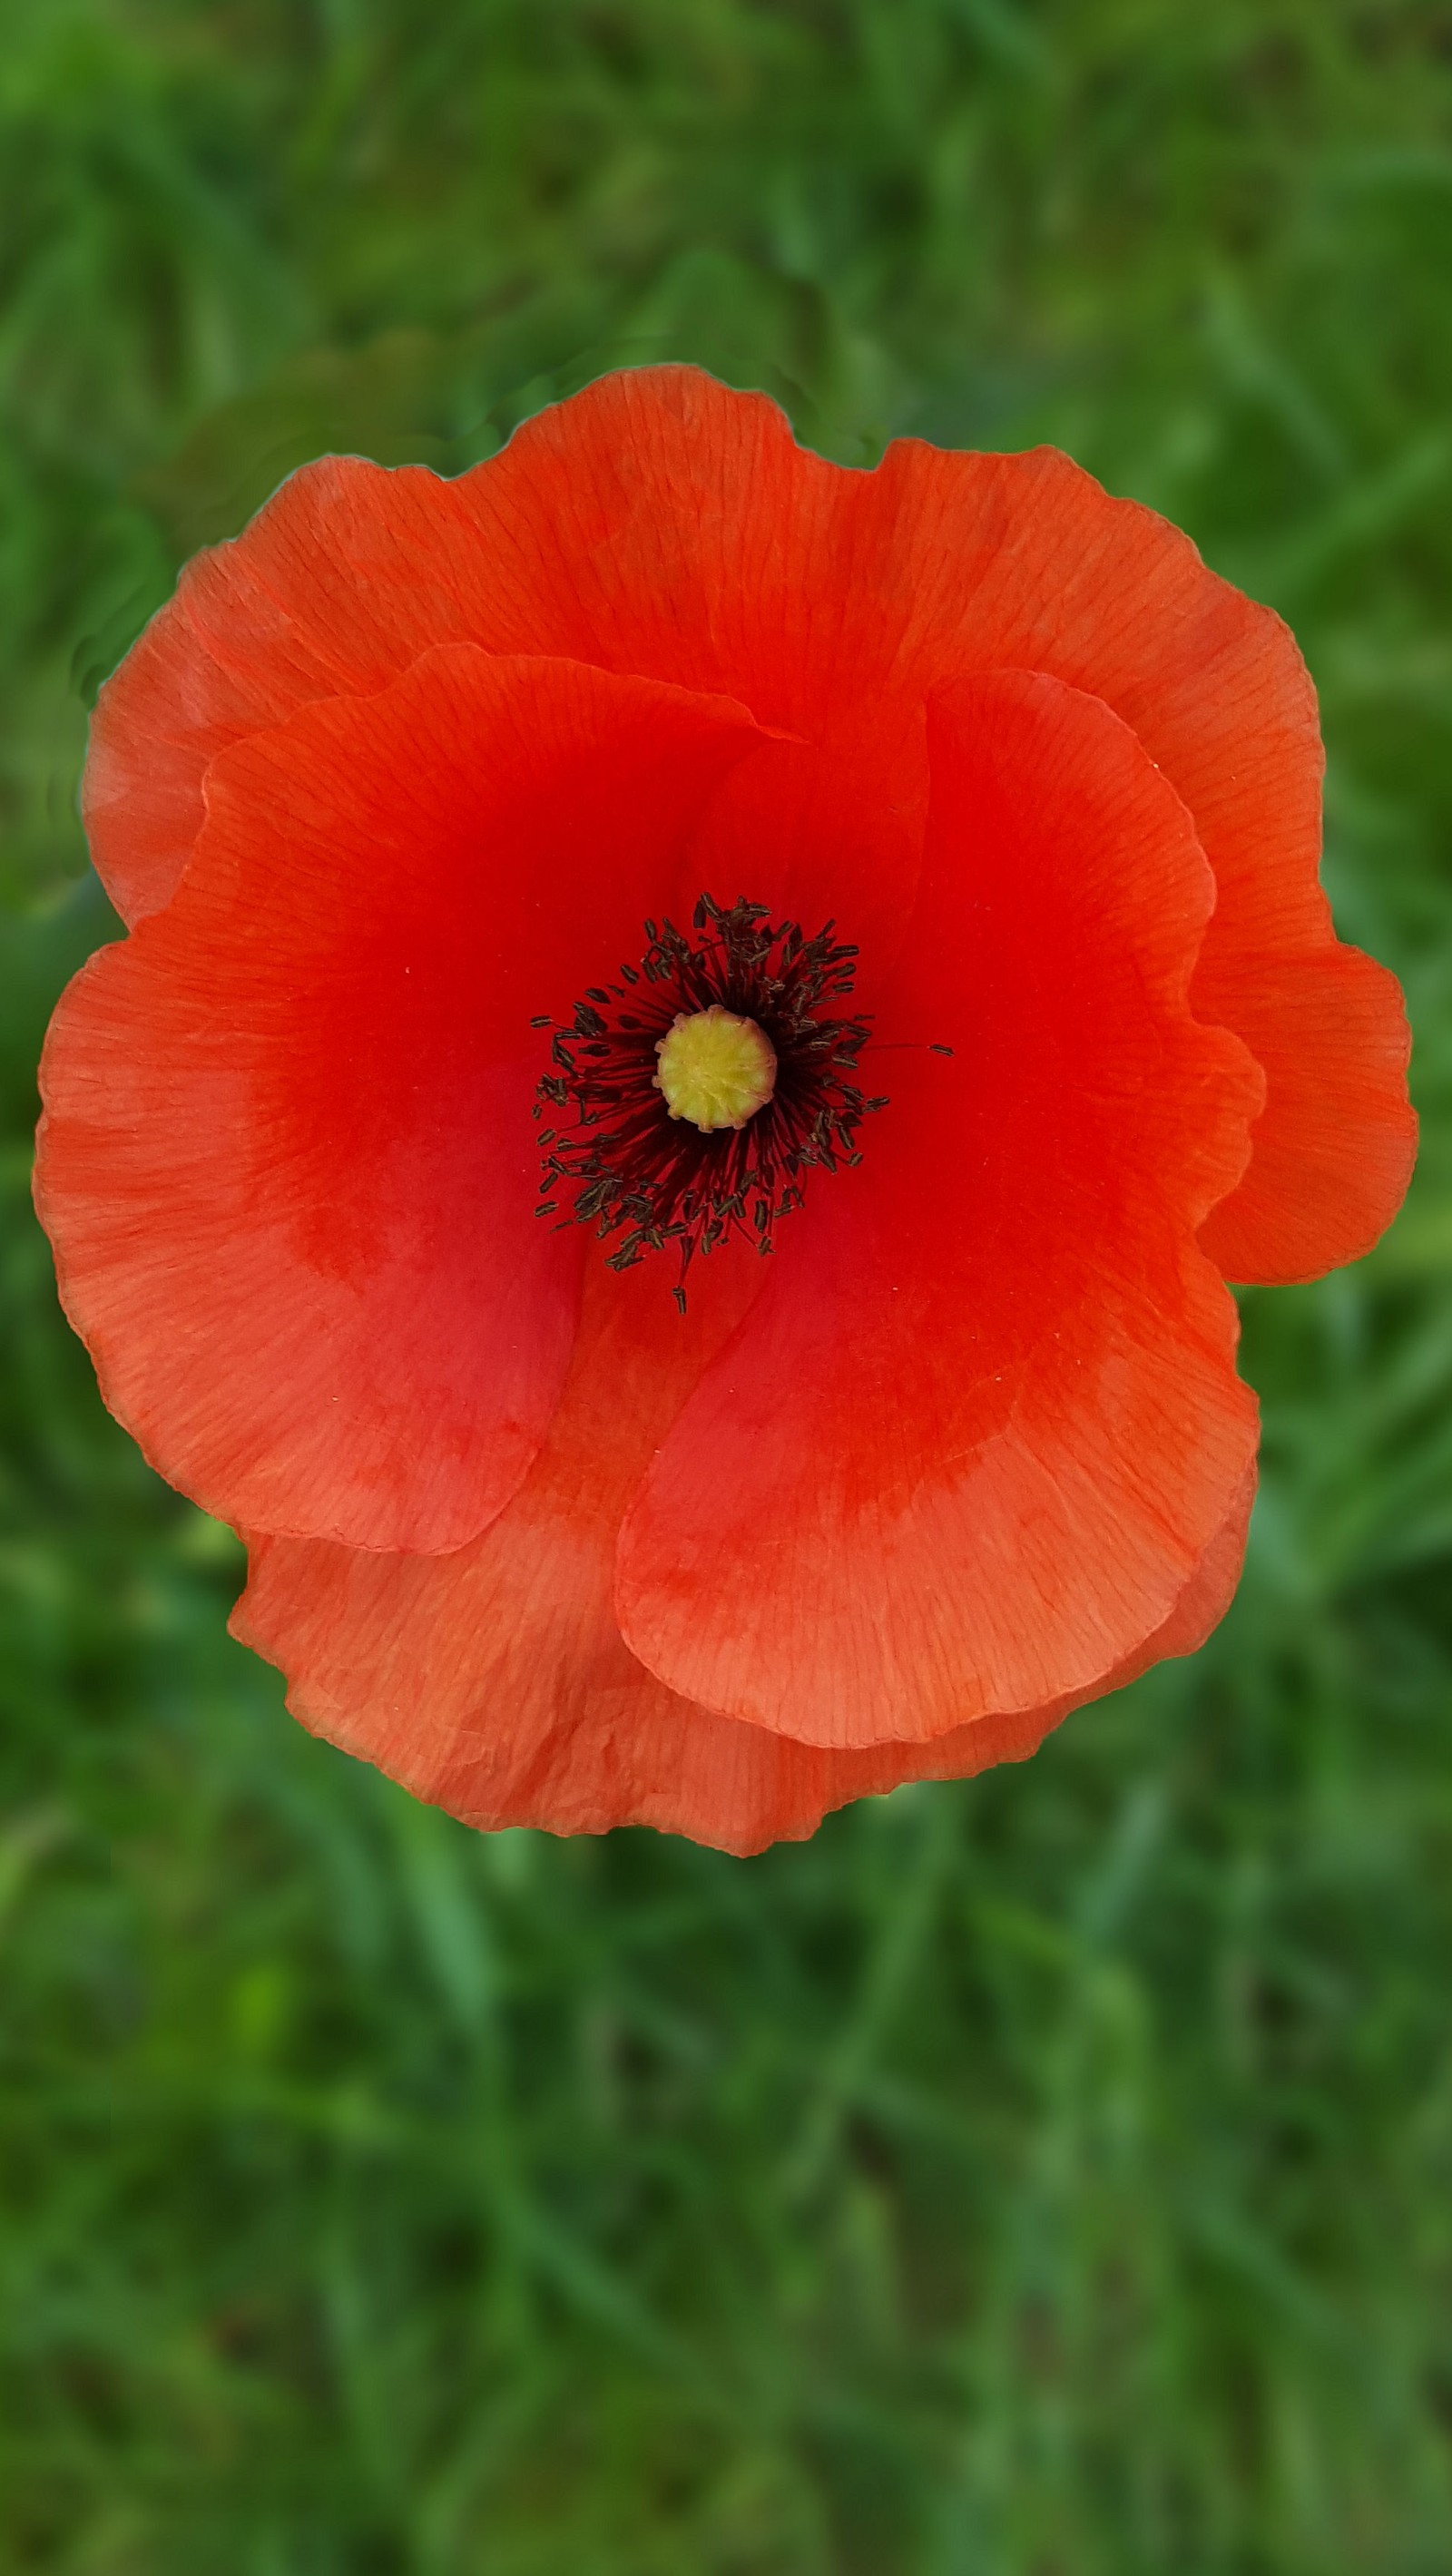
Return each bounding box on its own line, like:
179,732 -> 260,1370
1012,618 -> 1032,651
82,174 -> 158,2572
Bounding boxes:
38,651 -> 767,1552
616,671 -> 1263,1746
234,1259 -> 1257,1856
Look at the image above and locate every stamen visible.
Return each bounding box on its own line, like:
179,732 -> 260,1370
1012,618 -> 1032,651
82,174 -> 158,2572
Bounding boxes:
535,895 -> 888,1298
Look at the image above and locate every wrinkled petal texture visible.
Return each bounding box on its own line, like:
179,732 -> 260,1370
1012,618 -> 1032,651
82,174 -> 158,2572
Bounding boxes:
235,1247 -> 1257,1856
38,652 -> 766,1550
87,366 -> 1413,1281
618,671 -> 1264,1746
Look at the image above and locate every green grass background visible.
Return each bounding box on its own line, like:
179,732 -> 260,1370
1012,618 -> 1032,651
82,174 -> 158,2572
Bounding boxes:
3,3 -> 1452,2568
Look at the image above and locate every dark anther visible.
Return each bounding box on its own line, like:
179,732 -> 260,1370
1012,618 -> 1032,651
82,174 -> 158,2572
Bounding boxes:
534,894 -> 887,1299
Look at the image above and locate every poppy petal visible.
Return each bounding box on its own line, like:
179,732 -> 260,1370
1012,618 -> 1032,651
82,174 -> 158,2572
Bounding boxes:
86,392 -> 923,973
87,367 -> 1412,1277
615,670 -> 1264,1749
38,650 -> 768,1552
845,431 -> 1417,1281
232,1272 -> 1254,1858
1192,941 -> 1414,1281
83,459 -> 528,926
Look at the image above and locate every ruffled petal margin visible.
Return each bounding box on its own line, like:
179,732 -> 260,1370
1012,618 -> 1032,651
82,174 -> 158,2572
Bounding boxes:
233,1253 -> 1256,1858
38,651 -> 767,1552
847,427 -> 1416,1284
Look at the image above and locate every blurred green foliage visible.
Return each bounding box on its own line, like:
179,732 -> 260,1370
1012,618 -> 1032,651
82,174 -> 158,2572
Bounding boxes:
3,2 -> 1452,2568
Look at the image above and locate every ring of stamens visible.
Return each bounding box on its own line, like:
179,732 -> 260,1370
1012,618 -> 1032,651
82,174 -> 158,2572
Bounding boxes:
533,895 -> 888,1306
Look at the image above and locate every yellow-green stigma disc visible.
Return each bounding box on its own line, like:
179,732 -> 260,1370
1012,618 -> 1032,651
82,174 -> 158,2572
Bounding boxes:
652,1004 -> 778,1133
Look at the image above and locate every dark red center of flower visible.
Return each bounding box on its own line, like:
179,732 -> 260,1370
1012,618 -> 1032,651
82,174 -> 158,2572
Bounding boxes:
533,895 -> 888,1303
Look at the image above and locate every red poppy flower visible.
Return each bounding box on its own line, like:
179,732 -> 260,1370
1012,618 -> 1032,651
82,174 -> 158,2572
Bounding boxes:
35,367 -> 1415,1854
